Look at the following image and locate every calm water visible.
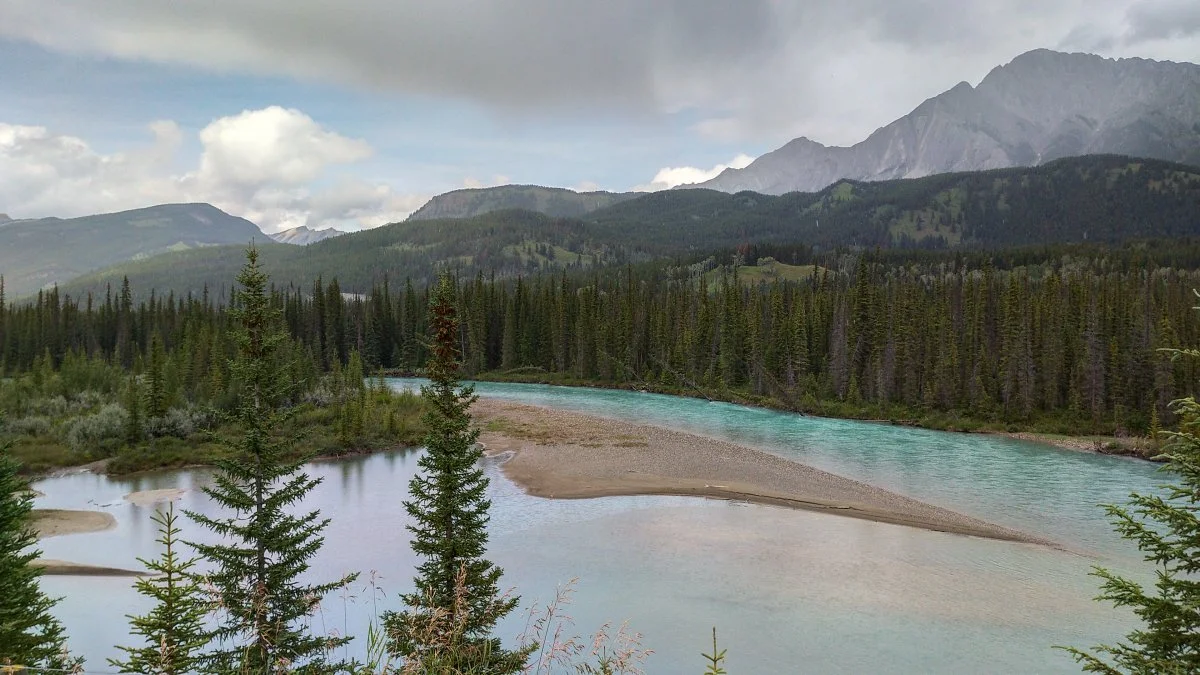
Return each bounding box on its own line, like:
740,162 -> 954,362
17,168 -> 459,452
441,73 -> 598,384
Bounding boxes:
34,380 -> 1167,673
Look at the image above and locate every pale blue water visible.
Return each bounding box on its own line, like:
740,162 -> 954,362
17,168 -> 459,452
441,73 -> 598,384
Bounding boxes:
33,380 -> 1167,673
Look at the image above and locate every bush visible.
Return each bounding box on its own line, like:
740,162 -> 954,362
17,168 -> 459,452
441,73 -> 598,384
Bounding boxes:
145,405 -> 218,440
64,404 -> 129,452
8,416 -> 53,437
28,395 -> 69,417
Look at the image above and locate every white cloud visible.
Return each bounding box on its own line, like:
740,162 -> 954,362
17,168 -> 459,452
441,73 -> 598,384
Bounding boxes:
0,107 -> 425,232
634,153 -> 755,191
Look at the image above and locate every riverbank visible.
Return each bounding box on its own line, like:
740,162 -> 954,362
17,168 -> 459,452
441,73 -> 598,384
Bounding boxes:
465,372 -> 1161,463
471,398 -> 1056,547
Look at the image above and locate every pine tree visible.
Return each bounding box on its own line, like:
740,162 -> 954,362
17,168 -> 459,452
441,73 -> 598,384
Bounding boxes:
383,274 -> 531,672
124,375 -> 143,445
1063,334 -> 1200,672
110,502 -> 208,675
0,443 -> 73,668
187,247 -> 356,673
144,333 -> 168,420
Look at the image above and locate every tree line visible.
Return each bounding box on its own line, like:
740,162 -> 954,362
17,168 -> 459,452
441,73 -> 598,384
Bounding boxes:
8,250 -> 1198,436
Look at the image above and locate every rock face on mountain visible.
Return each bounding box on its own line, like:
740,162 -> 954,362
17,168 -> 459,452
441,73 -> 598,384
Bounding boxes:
0,203 -> 262,297
269,225 -> 345,245
694,49 -> 1200,194
408,184 -> 636,221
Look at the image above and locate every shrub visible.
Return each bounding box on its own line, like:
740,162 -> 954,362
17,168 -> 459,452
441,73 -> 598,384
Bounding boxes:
8,416 -> 53,437
28,395 -> 69,417
145,405 -> 218,440
65,404 -> 129,452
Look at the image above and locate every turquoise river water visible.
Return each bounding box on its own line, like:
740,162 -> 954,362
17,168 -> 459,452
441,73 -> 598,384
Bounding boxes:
32,379 -> 1165,673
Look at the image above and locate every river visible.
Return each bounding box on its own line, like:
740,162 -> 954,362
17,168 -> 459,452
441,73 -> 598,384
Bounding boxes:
33,380 -> 1163,673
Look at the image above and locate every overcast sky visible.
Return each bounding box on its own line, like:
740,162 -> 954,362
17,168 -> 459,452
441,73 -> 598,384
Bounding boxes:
0,0 -> 1197,232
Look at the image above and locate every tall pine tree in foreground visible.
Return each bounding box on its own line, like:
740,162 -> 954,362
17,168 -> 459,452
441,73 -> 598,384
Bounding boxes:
384,274 -> 531,672
188,247 -> 356,673
1064,316 -> 1200,673
0,442 -> 73,668
110,502 -> 208,675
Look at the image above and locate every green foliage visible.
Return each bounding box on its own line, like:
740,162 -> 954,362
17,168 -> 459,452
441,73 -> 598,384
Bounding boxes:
701,627 -> 728,675
384,275 -> 530,672
186,247 -> 356,673
0,442 -> 73,668
109,502 -> 209,675
1063,321 -> 1200,672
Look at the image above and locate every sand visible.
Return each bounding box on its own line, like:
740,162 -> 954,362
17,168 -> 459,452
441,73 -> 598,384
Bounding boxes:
472,398 -> 1055,547
124,487 -> 188,506
31,509 -> 116,538
33,559 -> 145,576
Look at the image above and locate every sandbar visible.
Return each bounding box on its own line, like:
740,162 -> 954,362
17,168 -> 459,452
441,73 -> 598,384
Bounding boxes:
472,398 -> 1054,546
31,509 -> 116,538
33,559 -> 144,576
124,487 -> 188,506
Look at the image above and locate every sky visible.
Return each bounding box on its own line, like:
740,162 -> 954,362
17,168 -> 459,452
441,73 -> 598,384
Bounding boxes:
0,1 -> 1198,233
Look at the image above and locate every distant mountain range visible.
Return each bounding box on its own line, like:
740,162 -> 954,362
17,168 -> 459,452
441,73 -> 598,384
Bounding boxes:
408,184 -> 636,221
0,203 -> 262,298
269,225 -> 345,245
53,156 -> 1200,300
691,49 -> 1200,194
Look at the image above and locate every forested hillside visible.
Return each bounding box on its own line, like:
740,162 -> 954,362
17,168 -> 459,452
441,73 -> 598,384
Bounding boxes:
407,184 -> 636,220
593,155 -> 1200,251
44,155 -> 1200,300
0,203 -> 263,298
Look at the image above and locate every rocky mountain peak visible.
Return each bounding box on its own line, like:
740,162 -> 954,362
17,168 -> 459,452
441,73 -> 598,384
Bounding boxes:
689,49 -> 1200,195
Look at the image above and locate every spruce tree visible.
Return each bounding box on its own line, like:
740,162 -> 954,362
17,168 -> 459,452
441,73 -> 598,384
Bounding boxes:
187,247 -> 356,673
110,502 -> 208,675
1063,339 -> 1200,672
384,274 -> 531,672
0,443 -> 73,668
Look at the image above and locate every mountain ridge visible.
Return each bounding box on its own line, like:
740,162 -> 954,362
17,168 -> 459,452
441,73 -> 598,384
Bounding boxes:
50,155 -> 1200,300
692,49 -> 1200,194
269,225 -> 345,245
408,184 -> 637,221
0,203 -> 263,297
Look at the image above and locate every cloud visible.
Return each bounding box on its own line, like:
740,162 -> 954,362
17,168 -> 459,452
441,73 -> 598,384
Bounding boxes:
1125,0 -> 1200,42
0,107 -> 425,231
2,1 -> 1197,146
635,154 -> 755,191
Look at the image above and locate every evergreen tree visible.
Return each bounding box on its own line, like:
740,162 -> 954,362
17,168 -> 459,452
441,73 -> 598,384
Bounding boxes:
144,333 -> 168,419
187,247 -> 356,673
124,375 -> 143,445
0,443 -> 73,668
110,502 -> 208,675
383,274 -> 531,672
1063,336 -> 1200,672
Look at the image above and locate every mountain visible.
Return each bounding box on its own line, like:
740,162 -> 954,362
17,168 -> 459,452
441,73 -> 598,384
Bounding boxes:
269,225 -> 346,245
694,49 -> 1200,194
0,203 -> 262,297
53,156 -> 1200,299
0,214 -> 11,224
408,184 -> 636,221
